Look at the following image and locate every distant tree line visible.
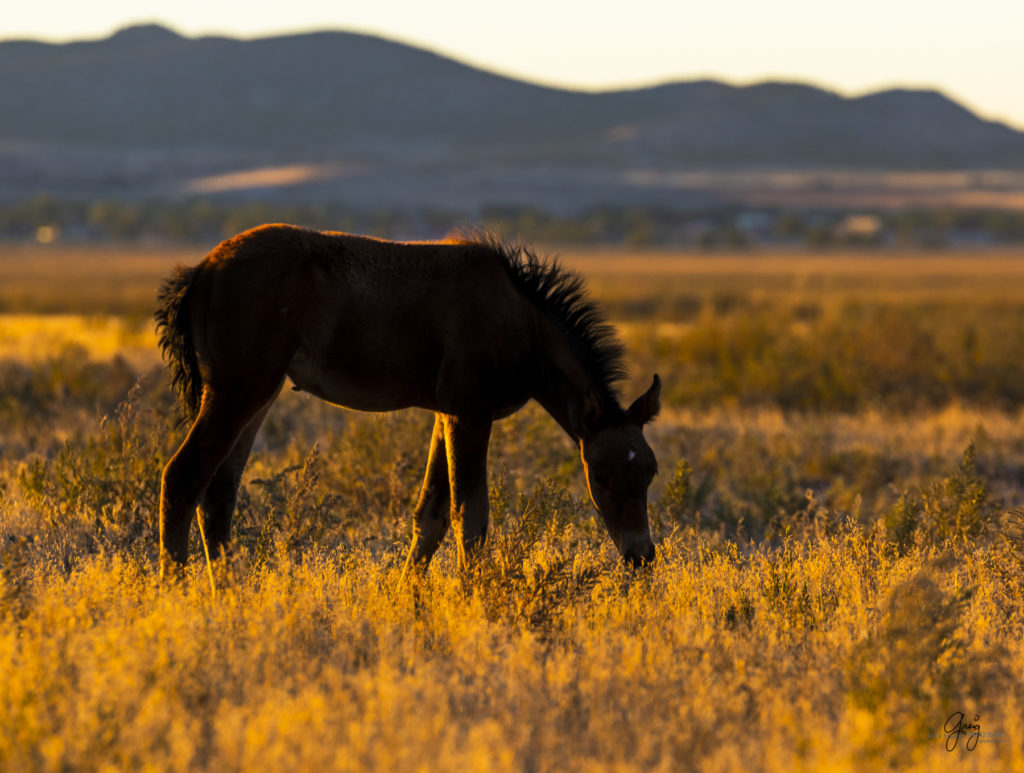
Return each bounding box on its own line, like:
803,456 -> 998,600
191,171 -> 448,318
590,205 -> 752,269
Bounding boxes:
3,195 -> 1024,247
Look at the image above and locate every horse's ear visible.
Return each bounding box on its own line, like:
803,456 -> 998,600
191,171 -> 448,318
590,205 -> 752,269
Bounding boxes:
627,374 -> 661,426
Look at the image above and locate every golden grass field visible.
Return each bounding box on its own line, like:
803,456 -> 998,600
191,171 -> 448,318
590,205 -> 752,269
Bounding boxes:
2,242 -> 1024,771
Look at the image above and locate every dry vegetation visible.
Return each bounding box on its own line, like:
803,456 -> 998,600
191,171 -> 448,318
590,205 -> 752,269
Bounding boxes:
2,243 -> 1024,771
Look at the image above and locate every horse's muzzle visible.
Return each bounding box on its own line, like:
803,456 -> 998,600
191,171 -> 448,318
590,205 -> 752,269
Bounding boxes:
621,536 -> 656,568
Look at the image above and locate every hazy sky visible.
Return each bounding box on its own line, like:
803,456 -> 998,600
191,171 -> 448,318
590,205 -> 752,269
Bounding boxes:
5,0 -> 1024,129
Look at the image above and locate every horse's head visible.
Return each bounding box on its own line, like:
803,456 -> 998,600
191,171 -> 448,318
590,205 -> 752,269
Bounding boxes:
578,375 -> 661,567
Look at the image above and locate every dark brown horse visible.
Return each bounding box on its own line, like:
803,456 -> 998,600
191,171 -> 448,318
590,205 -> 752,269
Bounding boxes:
155,224 -> 660,578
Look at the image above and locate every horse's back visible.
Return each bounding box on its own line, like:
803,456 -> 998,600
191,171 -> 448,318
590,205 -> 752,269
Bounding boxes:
189,225 -> 534,415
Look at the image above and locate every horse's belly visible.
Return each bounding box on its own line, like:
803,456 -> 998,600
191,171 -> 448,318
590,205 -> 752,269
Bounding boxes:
287,350 -> 426,412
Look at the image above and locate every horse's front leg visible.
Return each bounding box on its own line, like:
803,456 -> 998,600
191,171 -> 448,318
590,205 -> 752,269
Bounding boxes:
443,413 -> 492,571
402,413 -> 451,578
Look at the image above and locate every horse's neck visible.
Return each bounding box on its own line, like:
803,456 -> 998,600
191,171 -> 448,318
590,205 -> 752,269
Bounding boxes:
530,314 -> 593,443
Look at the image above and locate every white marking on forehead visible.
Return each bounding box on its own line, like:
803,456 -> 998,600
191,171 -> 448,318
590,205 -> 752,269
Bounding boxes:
627,448 -> 637,462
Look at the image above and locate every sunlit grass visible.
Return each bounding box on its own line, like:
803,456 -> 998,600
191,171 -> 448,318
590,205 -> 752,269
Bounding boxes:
3,245 -> 1024,770
0,314 -> 158,365
3,361 -> 1022,771
3,522 -> 1021,771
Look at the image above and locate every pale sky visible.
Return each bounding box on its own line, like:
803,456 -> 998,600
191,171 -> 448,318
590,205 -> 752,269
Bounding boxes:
5,0 -> 1024,129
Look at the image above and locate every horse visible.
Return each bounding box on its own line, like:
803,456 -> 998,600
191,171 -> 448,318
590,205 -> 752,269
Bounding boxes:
154,224 -> 661,578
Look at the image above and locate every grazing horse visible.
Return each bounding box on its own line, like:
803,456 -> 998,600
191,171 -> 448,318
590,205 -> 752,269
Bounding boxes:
154,224 -> 660,577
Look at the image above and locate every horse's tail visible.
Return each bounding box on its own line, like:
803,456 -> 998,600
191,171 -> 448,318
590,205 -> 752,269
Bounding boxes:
154,264 -> 203,421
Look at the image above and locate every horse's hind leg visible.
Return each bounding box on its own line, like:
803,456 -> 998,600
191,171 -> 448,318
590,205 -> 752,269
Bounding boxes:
160,386 -> 279,578
198,404 -> 272,559
402,413 -> 451,577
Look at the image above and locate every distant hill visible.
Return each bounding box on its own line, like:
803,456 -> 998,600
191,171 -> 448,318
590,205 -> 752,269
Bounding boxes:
4,24 -> 1024,169
4,25 -> 1024,215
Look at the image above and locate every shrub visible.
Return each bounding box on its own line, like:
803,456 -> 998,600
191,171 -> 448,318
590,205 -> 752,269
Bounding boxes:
15,380 -> 174,570
884,442 -> 999,553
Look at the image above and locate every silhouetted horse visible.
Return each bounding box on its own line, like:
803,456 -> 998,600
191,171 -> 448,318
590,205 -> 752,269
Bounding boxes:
155,225 -> 660,577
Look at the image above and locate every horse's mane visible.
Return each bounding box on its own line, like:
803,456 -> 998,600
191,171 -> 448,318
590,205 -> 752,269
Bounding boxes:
452,229 -> 627,405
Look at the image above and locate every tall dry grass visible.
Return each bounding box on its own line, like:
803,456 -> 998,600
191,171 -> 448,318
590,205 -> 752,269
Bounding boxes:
2,246 -> 1024,770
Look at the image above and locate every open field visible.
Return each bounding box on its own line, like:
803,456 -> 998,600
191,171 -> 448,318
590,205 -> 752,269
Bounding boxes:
2,242 -> 1024,771
7,242 -> 1024,315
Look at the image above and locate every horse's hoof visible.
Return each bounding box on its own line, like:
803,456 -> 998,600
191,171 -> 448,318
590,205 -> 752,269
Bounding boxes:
159,556 -> 188,584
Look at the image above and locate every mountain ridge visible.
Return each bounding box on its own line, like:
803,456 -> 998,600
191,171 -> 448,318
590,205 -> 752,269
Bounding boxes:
4,24 -> 1024,214
2,23 -> 1023,170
